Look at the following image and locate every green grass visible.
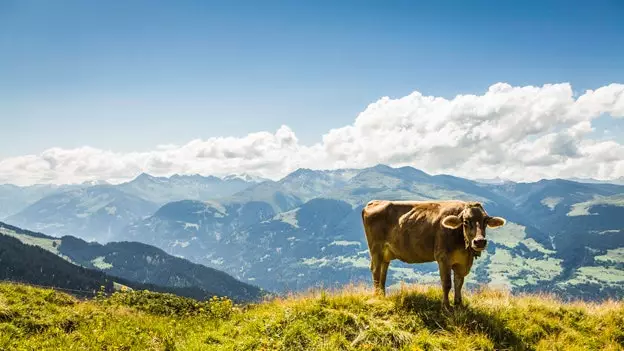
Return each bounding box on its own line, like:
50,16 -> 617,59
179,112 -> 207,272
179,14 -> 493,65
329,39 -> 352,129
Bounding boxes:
563,266 -> 624,286
595,248 -> 624,265
1,282 -> 622,351
489,222 -> 527,248
91,256 -> 114,270
0,227 -> 68,260
487,248 -> 563,289
567,194 -> 624,216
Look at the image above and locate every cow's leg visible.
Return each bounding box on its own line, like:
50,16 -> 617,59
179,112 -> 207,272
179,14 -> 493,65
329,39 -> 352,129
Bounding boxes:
438,262 -> 452,311
370,248 -> 384,296
452,266 -> 466,307
378,260 -> 390,296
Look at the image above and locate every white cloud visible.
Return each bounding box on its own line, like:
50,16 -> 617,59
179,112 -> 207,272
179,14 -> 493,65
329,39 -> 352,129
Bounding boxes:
1,82 -> 624,186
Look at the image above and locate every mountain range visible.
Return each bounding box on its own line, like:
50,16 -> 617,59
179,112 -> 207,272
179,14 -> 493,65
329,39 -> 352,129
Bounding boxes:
0,229 -> 215,300
4,173 -> 263,243
2,165 -> 623,301
0,221 -> 265,302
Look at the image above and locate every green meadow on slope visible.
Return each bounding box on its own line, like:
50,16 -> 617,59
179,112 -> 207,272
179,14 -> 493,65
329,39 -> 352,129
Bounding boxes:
0,282 -> 622,351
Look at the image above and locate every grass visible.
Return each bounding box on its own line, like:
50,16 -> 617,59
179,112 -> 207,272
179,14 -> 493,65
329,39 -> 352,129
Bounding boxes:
0,281 -> 622,351
595,248 -> 624,265
563,266 -> 624,286
0,226 -> 66,259
91,256 -> 114,269
487,248 -> 563,289
488,222 -> 527,248
567,194 -> 624,216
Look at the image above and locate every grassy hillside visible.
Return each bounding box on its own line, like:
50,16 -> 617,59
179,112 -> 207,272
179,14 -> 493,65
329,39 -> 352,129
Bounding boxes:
0,231 -> 228,301
1,282 -> 621,351
0,221 -> 266,302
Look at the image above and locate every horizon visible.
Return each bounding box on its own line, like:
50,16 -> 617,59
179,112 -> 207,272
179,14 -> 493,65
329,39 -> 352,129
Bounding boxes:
2,163 -> 623,188
2,1 -> 623,185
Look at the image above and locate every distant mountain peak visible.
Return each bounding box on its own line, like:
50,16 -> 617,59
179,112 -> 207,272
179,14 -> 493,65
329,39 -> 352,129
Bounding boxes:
357,164 -> 431,182
365,164 -> 427,175
134,172 -> 160,181
170,173 -> 198,179
277,168 -> 321,182
222,173 -> 267,183
289,168 -> 316,175
473,177 -> 513,185
370,163 -> 394,171
567,176 -> 624,185
81,179 -> 111,186
170,173 -> 221,182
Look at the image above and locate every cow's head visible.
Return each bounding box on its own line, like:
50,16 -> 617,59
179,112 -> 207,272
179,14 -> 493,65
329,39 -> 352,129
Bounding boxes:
441,202 -> 506,253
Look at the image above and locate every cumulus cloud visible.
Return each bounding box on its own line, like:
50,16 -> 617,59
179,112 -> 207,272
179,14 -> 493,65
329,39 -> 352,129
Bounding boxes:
1,82 -> 624,185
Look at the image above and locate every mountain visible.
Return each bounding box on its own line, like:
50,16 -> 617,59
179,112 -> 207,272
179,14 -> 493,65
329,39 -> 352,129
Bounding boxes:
6,164 -> 622,300
0,221 -> 265,302
121,165 -> 623,300
0,227 -> 217,300
115,172 -> 257,205
0,231 -> 121,296
478,179 -> 624,299
222,173 -> 269,183
475,176 -> 624,186
121,165 -> 614,299
0,183 -> 72,219
0,182 -> 116,219
473,177 -> 513,185
0,172 -> 258,229
567,176 -> 624,185
81,179 -> 111,186
6,186 -> 159,243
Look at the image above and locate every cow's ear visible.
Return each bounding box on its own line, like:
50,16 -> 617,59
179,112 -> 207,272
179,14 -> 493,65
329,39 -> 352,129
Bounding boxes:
442,215 -> 462,229
486,216 -> 506,228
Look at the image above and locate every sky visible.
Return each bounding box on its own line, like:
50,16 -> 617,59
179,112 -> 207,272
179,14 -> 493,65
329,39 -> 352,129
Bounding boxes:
1,0 -> 623,185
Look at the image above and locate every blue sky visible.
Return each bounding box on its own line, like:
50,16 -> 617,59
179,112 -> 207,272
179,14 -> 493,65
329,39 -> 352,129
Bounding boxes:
1,0 -> 623,160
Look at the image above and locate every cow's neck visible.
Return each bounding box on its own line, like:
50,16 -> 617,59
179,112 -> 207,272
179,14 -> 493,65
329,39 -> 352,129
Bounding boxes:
450,228 -> 482,259
469,247 -> 482,259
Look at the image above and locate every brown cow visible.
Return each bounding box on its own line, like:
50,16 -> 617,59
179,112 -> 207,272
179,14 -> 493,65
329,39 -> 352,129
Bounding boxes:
362,200 -> 506,309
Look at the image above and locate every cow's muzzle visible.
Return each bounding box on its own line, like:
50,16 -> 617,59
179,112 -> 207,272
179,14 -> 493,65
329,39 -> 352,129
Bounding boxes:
472,238 -> 487,251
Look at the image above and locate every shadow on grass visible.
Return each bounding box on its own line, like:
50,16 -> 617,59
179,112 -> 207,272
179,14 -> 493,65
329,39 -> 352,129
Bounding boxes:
393,292 -> 526,350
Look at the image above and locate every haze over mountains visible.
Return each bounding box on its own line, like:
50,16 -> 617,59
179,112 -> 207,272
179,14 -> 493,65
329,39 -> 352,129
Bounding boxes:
4,173 -> 263,242
2,165 -> 623,301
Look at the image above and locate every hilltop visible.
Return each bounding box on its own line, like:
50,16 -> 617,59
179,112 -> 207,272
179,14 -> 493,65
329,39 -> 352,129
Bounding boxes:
0,281 -> 621,350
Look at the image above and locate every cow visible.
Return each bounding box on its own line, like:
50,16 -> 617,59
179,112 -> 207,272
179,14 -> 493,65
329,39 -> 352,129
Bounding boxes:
361,200 -> 506,310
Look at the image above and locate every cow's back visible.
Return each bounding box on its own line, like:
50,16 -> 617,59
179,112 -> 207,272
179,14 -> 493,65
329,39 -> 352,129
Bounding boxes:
362,200 -> 404,243
362,200 -> 466,263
